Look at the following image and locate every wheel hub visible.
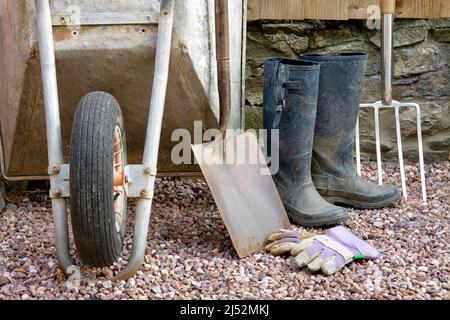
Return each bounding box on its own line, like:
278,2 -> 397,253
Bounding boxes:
113,125 -> 125,233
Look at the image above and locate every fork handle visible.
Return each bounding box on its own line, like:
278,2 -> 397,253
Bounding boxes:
381,0 -> 396,14
381,0 -> 395,105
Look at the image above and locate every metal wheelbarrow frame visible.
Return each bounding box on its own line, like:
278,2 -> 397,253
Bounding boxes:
34,0 -> 175,280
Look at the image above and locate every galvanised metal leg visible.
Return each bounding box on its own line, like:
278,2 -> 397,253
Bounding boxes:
35,0 -> 74,274
114,0 -> 175,281
51,199 -> 73,271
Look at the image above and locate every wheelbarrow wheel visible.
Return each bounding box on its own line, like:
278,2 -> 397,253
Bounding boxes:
70,92 -> 127,267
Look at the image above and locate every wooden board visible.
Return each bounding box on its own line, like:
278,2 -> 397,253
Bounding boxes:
248,0 -> 450,20
443,0 -> 450,16
0,1 -> 32,174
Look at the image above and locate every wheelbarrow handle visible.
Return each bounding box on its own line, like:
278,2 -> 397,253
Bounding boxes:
34,0 -> 74,275
215,0 -> 231,135
114,0 -> 175,281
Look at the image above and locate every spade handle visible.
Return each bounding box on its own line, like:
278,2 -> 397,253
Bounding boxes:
215,0 -> 231,136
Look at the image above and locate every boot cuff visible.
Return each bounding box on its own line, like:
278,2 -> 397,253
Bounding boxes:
265,57 -> 321,70
300,52 -> 368,62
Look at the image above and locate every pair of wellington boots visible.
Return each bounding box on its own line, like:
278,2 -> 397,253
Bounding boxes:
263,53 -> 400,227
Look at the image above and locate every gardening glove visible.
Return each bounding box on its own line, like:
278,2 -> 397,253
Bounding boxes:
265,228 -> 317,256
291,226 -> 380,275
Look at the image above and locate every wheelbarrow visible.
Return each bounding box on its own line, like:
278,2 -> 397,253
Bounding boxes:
0,0 -> 246,178
23,0 -> 246,280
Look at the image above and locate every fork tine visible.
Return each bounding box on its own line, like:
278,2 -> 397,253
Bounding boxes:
359,102 -> 426,203
374,105 -> 383,185
394,105 -> 407,199
413,104 -> 427,203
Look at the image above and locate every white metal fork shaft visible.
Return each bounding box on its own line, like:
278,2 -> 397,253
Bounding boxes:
381,13 -> 394,106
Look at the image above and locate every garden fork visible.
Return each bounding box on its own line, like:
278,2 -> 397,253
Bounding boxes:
355,0 -> 427,203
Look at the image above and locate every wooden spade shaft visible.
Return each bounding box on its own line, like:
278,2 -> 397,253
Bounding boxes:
214,0 -> 231,135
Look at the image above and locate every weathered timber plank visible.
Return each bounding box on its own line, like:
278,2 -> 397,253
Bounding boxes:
248,0 -> 450,20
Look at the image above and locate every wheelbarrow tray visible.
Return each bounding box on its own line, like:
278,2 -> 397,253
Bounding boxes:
0,0 -> 246,179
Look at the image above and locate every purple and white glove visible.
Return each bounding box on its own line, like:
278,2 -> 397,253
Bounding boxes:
290,226 -> 380,275
265,228 -> 317,256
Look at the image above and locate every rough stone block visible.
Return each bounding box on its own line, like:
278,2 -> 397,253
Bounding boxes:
309,29 -> 356,49
395,102 -> 443,137
432,28 -> 450,42
370,26 -> 428,48
394,44 -> 442,76
247,31 -> 296,68
262,22 -> 317,36
428,131 -> 450,151
244,105 -> 263,131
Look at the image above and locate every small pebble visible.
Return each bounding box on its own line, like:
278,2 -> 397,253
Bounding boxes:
151,286 -> 162,294
373,221 -> 384,228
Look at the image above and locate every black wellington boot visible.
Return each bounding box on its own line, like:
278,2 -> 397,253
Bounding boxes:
300,53 -> 400,209
263,58 -> 348,226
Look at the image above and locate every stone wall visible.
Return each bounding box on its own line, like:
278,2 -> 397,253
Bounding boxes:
245,19 -> 450,163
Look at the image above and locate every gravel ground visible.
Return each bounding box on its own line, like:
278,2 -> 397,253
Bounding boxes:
0,162 -> 448,300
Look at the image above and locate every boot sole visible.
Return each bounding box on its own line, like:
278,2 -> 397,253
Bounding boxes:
324,192 -> 400,209
284,203 -> 349,227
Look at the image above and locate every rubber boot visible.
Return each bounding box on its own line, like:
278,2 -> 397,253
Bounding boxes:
300,53 -> 400,208
263,58 -> 348,226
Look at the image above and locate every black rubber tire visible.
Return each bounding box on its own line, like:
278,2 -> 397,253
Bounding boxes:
70,92 -> 127,267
